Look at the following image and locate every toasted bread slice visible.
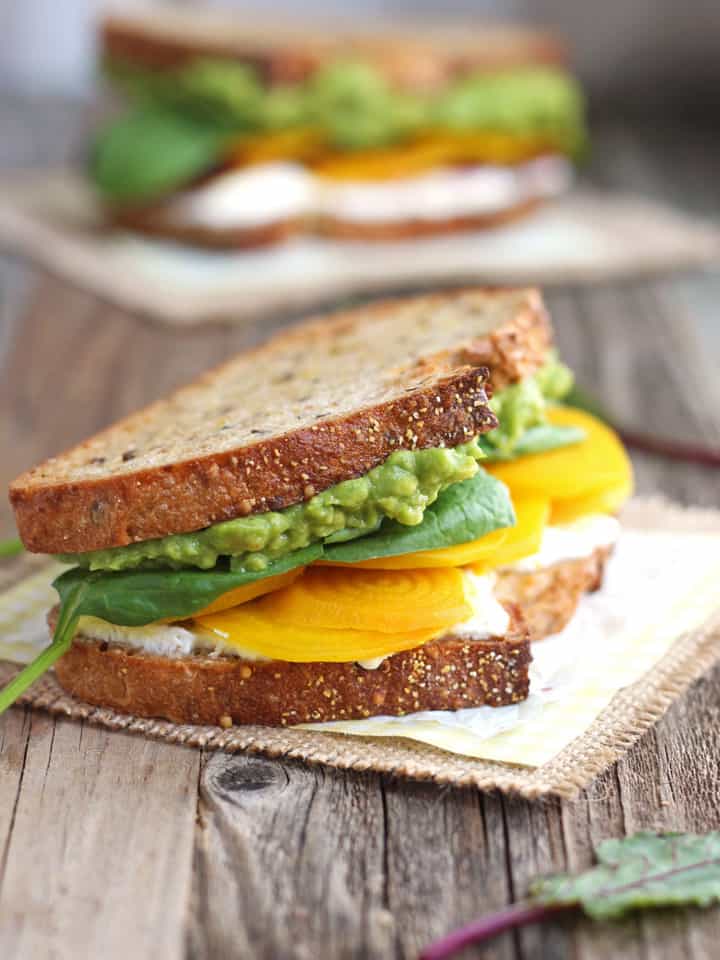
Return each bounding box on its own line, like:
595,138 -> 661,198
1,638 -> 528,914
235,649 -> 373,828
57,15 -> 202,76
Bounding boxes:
495,546 -> 611,640
51,608 -> 530,726
10,288 -> 551,555
110,208 -> 304,250
102,11 -> 567,90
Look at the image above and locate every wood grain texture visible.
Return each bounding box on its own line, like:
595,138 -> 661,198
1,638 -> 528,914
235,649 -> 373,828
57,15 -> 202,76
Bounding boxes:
2,98 -> 720,960
0,711 -> 199,960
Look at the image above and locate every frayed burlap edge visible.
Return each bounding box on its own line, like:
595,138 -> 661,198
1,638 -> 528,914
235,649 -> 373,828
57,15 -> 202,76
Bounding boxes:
1,496 -> 719,799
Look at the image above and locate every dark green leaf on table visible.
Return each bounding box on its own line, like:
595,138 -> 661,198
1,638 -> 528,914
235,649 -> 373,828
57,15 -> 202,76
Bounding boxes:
532,831 -> 720,919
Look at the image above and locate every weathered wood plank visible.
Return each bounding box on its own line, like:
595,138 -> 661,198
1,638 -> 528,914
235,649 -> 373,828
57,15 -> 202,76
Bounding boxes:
0,713 -> 199,960
188,754 -> 394,960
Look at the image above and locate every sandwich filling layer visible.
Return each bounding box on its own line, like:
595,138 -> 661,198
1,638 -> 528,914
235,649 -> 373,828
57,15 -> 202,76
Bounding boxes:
73,570 -> 511,663
94,60 -> 586,205
158,155 -> 571,230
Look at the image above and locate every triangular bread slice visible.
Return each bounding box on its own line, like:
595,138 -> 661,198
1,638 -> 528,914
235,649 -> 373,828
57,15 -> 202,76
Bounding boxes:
10,287 -> 550,555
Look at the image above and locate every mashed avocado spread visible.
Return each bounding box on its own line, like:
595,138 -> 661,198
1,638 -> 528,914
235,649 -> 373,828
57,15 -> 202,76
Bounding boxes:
484,353 -> 573,455
63,441 -> 485,573
60,356 -> 575,573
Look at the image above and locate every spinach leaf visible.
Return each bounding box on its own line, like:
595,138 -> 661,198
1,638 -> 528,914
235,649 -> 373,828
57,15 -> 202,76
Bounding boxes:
479,423 -> 585,461
91,108 -> 225,202
53,544 -> 321,626
324,472 -> 515,563
0,545 -> 319,715
0,572 -> 87,713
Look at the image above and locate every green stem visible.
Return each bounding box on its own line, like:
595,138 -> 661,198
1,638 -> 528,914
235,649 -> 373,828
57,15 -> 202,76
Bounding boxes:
0,538 -> 24,558
0,634 -> 72,713
0,599 -> 80,714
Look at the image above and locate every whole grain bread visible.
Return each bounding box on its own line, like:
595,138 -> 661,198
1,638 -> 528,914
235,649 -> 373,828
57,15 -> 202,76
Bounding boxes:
102,11 -> 566,91
52,608 -> 531,726
316,200 -> 543,242
10,288 -> 551,554
495,546 -> 611,640
110,208 -> 304,250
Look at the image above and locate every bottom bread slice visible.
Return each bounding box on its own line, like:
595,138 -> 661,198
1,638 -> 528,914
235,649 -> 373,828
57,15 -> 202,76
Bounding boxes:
51,609 -> 530,727
495,546 -> 611,641
108,198 -> 540,250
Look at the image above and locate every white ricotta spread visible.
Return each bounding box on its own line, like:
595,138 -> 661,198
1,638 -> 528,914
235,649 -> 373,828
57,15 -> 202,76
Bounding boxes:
76,616 -> 269,661
356,655 -> 388,671
450,572 -> 512,639
317,155 -> 572,224
160,155 -> 572,230
165,162 -> 316,229
505,514 -> 621,573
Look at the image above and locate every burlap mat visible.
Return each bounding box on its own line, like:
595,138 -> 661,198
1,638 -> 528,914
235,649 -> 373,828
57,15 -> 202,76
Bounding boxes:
1,171 -> 719,324
1,497 -> 719,798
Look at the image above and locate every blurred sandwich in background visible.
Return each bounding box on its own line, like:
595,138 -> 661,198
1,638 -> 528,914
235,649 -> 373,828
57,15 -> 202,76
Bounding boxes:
92,7 -> 587,248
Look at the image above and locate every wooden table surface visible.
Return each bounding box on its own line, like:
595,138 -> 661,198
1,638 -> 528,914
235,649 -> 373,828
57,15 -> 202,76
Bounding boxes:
1,99 -> 720,960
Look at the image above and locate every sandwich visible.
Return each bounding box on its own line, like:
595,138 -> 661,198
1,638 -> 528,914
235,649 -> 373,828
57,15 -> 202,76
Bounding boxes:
92,9 -> 586,248
2,288 -> 632,727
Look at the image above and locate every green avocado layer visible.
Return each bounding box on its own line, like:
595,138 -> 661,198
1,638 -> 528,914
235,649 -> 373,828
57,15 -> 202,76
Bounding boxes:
62,440 -> 486,573
58,356 -> 576,574
483,352 -> 574,455
93,59 -> 586,202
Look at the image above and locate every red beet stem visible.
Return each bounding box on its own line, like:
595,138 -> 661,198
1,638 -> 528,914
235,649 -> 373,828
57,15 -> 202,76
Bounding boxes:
419,901 -> 569,960
617,429 -> 720,467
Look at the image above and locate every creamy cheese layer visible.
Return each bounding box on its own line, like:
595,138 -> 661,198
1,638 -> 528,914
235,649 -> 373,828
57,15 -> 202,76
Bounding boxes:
161,156 -> 572,230
504,514 -> 621,572
317,156 -> 571,224
166,162 -> 315,230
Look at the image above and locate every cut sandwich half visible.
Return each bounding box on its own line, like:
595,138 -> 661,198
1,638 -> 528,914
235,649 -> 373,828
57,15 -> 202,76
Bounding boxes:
4,288 -> 632,727
92,9 -> 585,247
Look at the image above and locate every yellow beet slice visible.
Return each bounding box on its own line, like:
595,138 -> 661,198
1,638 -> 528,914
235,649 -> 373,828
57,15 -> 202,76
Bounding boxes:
471,497 -> 550,575
252,566 -> 474,634
486,407 -> 633,506
194,603 -> 440,663
188,568 -> 305,618
320,525 -> 510,570
551,477 -> 633,524
228,127 -> 325,165
312,131 -> 553,181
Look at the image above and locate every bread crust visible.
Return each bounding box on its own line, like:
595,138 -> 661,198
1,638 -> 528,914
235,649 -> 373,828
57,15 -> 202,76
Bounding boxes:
102,15 -> 567,90
111,198 -> 542,250
52,611 -> 531,726
494,546 -> 611,640
109,209 -> 303,249
10,288 -> 551,554
317,199 -> 542,242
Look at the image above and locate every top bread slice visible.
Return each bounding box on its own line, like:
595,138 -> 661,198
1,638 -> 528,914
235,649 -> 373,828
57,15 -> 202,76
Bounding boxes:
10,287 -> 551,555
102,11 -> 566,90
